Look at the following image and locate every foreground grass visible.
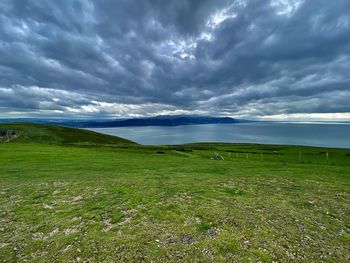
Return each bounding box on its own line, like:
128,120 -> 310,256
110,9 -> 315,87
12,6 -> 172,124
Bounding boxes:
0,141 -> 349,262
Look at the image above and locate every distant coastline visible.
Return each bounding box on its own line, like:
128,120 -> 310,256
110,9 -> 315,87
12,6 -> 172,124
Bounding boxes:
0,115 -> 252,128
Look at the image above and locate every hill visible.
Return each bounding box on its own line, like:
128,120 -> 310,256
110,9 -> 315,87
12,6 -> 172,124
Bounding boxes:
78,115 -> 244,128
0,123 -> 136,145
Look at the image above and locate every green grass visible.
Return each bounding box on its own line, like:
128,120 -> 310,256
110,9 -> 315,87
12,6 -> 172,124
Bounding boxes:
0,123 -> 136,145
0,124 -> 349,262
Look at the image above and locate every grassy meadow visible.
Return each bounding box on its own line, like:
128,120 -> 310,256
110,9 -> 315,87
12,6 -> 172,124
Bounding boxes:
0,123 -> 349,262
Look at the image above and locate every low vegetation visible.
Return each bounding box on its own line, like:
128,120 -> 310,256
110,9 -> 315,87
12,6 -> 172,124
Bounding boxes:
0,124 -> 349,262
0,123 -> 136,145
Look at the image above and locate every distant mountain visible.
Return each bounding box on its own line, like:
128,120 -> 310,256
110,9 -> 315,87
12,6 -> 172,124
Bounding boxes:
78,115 -> 248,128
0,115 -> 251,128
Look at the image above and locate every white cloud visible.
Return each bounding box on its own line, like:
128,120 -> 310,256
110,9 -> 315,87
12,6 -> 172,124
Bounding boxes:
258,113 -> 350,121
207,7 -> 237,29
270,0 -> 303,16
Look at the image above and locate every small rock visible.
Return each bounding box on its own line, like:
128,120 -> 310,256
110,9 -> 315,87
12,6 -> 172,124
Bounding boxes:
163,236 -> 177,245
43,203 -> 53,210
180,234 -> 194,244
72,196 -> 83,202
205,228 -> 220,238
211,153 -> 224,160
63,244 -> 72,252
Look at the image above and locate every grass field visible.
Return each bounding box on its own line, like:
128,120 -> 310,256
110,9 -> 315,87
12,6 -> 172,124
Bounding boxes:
0,124 -> 349,262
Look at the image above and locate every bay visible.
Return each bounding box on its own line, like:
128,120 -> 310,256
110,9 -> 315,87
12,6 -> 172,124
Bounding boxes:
87,122 -> 350,148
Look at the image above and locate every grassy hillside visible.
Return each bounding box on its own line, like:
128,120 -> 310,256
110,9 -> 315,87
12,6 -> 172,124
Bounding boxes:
0,123 -> 136,145
0,124 -> 349,262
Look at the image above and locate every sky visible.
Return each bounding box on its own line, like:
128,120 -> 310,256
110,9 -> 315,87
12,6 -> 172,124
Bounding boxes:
0,0 -> 350,121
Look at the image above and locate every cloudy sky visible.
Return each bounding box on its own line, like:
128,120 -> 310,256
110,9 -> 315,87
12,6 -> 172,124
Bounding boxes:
0,0 -> 350,120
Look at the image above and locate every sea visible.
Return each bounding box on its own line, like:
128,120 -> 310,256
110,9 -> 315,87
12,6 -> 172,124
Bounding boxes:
87,122 -> 350,148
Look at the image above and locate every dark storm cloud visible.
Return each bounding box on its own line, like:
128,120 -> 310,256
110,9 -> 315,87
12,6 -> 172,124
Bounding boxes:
0,0 -> 349,119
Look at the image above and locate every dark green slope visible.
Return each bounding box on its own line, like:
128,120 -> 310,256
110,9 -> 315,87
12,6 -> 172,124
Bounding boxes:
0,123 -> 136,145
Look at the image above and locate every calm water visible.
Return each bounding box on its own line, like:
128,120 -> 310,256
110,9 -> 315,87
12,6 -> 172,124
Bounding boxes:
88,122 -> 350,148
